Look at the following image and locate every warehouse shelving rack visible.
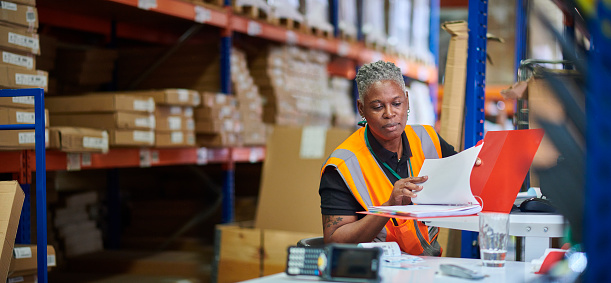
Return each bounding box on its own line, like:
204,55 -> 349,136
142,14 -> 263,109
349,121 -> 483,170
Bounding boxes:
0,88 -> 48,283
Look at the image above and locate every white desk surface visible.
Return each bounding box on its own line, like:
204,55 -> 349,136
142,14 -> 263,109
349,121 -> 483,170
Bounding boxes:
423,212 -> 564,237
241,256 -> 541,283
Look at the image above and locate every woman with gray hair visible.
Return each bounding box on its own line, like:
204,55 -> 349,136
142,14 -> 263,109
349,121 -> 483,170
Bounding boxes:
319,60 -> 460,255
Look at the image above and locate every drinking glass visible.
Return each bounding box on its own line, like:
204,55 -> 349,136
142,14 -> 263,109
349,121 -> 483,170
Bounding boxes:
478,212 -> 510,267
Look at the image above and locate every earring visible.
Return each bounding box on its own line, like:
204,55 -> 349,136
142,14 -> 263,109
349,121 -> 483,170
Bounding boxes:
357,116 -> 367,126
407,109 -> 410,120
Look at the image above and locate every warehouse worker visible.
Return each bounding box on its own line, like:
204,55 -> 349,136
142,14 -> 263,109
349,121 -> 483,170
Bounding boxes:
319,60 -> 465,255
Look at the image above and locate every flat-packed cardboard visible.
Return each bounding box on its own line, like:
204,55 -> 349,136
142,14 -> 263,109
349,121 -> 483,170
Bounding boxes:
0,129 -> 47,148
155,130 -> 194,147
214,223 -> 318,282
46,94 -> 155,114
108,89 -> 201,107
108,129 -> 154,146
0,65 -> 47,90
0,107 -> 48,127
254,126 -> 352,234
200,92 -> 236,107
0,181 -> 25,283
439,21 -> 469,151
194,119 -> 240,134
3,0 -> 35,7
50,112 -> 156,130
0,96 -> 35,108
8,245 -> 56,277
1,49 -> 35,70
7,274 -> 36,283
0,25 -> 38,55
155,115 -> 183,131
194,105 -> 238,121
47,126 -> 109,153
196,132 -> 240,147
0,2 -> 38,30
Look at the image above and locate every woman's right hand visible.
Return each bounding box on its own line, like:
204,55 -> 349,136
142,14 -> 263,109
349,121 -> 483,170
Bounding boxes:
384,176 -> 428,206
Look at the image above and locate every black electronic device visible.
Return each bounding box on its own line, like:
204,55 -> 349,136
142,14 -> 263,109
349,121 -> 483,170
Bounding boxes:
286,244 -> 382,282
519,197 -> 557,213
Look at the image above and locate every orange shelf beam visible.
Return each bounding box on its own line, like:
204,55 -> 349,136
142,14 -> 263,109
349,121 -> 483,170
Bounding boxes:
108,0 -> 228,27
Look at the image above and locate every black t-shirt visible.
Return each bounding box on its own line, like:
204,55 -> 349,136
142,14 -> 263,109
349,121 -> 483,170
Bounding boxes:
319,127 -> 457,217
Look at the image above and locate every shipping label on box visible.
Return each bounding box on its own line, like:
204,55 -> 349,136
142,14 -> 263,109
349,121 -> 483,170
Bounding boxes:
0,3 -> 38,30
0,65 -> 47,90
0,95 -> 34,108
48,127 -> 109,153
9,245 -> 56,277
0,129 -> 48,149
108,129 -> 154,146
1,50 -> 35,69
155,130 -> 192,147
0,181 -> 25,283
0,107 -> 47,126
0,25 -> 38,54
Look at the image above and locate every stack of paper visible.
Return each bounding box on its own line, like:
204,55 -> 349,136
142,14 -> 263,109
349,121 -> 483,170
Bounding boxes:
368,204 -> 482,218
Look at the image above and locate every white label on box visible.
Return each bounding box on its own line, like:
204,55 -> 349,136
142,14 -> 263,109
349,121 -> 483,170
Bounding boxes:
168,116 -> 182,130
138,0 -> 157,10
81,152 -> 92,166
196,147 -> 208,165
26,9 -> 35,23
215,94 -> 226,105
66,153 -> 81,171
15,73 -> 46,87
170,106 -> 182,115
223,119 -> 233,132
12,96 -> 34,105
135,117 -> 154,129
299,126 -> 327,159
8,277 -> 24,283
286,30 -> 297,45
13,247 -> 32,259
48,254 -> 56,266
194,6 -> 211,23
8,32 -> 39,50
338,42 -> 350,57
1,2 -> 17,11
177,89 -> 189,102
247,21 -> 261,36
220,106 -> 231,118
171,131 -> 184,144
18,132 -> 34,144
192,93 -> 200,106
83,136 -> 108,151
185,118 -> 194,130
15,111 -> 34,123
183,107 -> 193,117
133,99 -> 154,112
133,131 -> 154,143
3,51 -> 33,69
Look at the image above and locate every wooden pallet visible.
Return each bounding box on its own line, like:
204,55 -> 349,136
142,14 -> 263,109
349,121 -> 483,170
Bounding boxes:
234,4 -> 271,22
306,26 -> 333,39
272,17 -> 302,31
339,30 -> 357,43
201,0 -> 224,6
365,40 -> 386,52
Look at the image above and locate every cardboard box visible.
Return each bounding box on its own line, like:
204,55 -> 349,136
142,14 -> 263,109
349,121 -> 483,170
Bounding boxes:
0,25 -> 38,55
46,94 -> 155,114
47,126 -> 109,153
0,3 -> 38,30
50,112 -> 156,130
4,0 -> 35,7
196,132 -> 240,147
200,92 -> 236,107
8,245 -> 56,277
110,89 -> 201,107
254,126 -> 352,234
108,129 -> 154,146
0,96 -> 35,108
1,49 -> 35,70
214,223 -> 319,282
155,130 -> 194,147
0,107 -> 47,127
155,115 -> 183,131
0,129 -> 47,148
194,119 -> 240,134
0,65 -> 47,90
0,181 -> 25,283
7,274 -> 36,283
439,21 -> 469,151
194,105 -> 238,121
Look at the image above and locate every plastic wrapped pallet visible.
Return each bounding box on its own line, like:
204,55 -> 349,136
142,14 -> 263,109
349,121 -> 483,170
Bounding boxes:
412,0 -> 433,63
301,0 -> 333,37
387,0 -> 412,56
270,0 -> 304,29
362,0 -> 386,48
338,0 -> 357,41
231,48 -> 266,145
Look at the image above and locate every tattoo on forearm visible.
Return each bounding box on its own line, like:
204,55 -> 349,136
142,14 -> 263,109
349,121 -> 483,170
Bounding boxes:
323,215 -> 344,228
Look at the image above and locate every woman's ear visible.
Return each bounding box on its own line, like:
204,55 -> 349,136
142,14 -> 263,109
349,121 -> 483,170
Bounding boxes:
357,100 -> 364,117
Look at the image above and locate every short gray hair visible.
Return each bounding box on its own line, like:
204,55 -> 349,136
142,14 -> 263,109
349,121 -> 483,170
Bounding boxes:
356,60 -> 406,102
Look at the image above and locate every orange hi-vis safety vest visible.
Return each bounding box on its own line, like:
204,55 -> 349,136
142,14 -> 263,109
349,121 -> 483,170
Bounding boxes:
321,124 -> 443,255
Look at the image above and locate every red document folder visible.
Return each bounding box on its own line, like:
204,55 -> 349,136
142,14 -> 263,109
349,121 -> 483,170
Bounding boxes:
471,129 -> 544,213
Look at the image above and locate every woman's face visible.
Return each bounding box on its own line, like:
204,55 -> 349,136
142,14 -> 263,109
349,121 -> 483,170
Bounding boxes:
358,80 -> 409,143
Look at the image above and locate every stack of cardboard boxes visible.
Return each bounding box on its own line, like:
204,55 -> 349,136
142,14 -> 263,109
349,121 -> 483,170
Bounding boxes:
0,101 -> 47,149
250,45 -> 332,127
0,0 -> 47,91
123,89 -> 200,147
231,48 -> 266,146
46,94 -> 156,147
195,92 -> 242,147
1,181 -> 25,282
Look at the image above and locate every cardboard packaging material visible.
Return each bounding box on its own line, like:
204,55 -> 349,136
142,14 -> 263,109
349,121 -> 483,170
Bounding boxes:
0,128 -> 47,149
110,89 -> 201,107
8,245 -> 56,277
0,65 -> 47,90
196,132 -> 240,147
0,181 -> 25,283
255,126 -> 352,234
108,129 -> 155,147
0,2 -> 38,30
46,94 -> 155,114
156,105 -> 193,118
439,21 -> 469,151
7,274 -> 36,283
195,119 -> 241,134
0,95 -> 35,108
0,25 -> 39,55
155,130 -> 195,147
0,49 -> 36,70
0,107 -> 48,127
47,127 -> 109,153
4,1 -> 35,7
50,112 -> 156,131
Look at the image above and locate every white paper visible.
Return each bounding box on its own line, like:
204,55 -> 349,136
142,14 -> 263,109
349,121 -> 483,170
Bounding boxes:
414,144 -> 483,205
370,204 -> 482,218
299,126 -> 326,159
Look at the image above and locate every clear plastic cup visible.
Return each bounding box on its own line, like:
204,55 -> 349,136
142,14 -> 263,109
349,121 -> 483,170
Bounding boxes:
478,212 -> 510,267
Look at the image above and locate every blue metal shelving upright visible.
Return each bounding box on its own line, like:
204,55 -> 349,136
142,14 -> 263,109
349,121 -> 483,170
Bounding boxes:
584,2 -> 611,282
0,88 -> 47,283
461,0 -> 488,259
220,0 -> 234,223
